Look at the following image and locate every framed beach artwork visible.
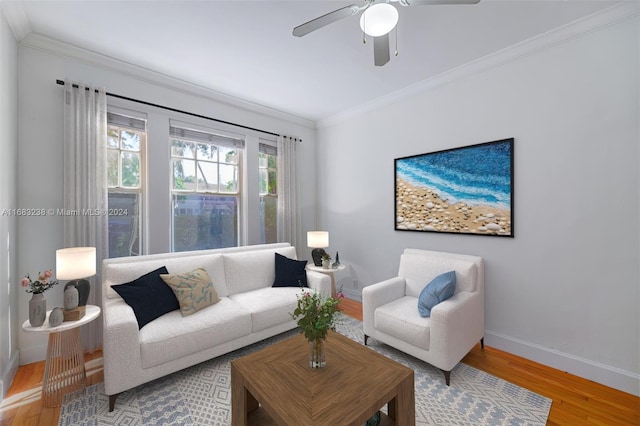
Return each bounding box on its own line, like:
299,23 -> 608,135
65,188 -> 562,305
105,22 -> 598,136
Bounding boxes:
394,138 -> 514,237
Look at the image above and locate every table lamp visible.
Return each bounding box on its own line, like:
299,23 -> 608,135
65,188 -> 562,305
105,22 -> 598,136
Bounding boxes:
56,247 -> 96,312
307,231 -> 329,267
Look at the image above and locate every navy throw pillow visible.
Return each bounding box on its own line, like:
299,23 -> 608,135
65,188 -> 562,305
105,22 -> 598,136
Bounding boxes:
111,266 -> 179,329
273,253 -> 308,288
417,270 -> 456,318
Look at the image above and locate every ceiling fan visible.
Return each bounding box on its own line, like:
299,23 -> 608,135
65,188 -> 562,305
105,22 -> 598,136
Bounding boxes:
293,0 -> 480,67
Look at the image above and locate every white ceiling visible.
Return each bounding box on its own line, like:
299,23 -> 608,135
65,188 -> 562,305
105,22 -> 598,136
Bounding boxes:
3,0 -> 621,122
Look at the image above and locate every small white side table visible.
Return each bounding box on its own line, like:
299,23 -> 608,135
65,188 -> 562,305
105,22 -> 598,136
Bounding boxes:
306,264 -> 346,298
22,304 -> 101,407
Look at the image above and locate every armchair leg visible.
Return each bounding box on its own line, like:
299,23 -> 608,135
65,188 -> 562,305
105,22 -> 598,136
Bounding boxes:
109,393 -> 120,412
442,370 -> 451,386
364,334 -> 369,345
481,337 -> 485,350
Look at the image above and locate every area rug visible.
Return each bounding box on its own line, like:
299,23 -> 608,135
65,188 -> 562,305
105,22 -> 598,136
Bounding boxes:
59,314 -> 551,425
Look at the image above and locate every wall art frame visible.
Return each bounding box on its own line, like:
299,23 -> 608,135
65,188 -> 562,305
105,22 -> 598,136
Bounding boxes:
394,138 -> 514,237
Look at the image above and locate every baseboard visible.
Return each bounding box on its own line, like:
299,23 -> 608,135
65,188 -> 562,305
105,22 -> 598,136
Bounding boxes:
485,329 -> 640,397
341,287 -> 361,302
1,351 -> 20,399
18,343 -> 47,366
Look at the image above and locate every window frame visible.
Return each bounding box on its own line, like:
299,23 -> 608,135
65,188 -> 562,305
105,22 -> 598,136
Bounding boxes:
106,108 -> 147,258
169,121 -> 245,252
259,139 -> 278,244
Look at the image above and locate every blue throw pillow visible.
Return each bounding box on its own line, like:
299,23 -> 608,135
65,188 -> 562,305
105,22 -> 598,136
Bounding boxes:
272,253 -> 308,287
111,266 -> 180,329
417,271 -> 456,318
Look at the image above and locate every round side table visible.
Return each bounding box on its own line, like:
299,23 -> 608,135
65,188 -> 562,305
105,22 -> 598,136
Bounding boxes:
22,304 -> 101,407
306,264 -> 346,298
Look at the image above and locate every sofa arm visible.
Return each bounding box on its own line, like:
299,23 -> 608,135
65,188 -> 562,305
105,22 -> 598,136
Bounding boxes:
102,297 -> 144,396
306,270 -> 331,300
429,290 -> 484,371
362,277 -> 406,337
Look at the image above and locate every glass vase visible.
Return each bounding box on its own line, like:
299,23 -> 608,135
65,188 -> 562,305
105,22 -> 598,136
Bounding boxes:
29,292 -> 46,327
309,338 -> 326,368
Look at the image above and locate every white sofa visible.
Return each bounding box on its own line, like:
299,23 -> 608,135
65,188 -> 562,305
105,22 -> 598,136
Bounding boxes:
101,243 -> 330,411
362,249 -> 484,385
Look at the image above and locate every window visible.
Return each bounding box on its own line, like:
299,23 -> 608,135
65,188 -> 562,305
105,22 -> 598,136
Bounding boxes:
170,123 -> 244,252
259,141 -> 277,244
107,111 -> 146,258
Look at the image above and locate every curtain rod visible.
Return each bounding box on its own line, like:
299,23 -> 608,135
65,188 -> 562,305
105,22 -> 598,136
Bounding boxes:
56,79 -> 301,142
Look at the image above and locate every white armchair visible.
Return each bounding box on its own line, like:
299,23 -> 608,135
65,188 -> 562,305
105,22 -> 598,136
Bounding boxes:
362,249 -> 484,385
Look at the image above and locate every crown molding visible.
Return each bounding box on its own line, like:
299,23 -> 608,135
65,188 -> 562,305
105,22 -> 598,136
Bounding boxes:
19,33 -> 316,130
1,1 -> 31,41
317,1 -> 640,129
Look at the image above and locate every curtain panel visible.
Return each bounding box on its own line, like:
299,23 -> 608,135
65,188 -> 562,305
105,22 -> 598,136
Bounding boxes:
63,80 -> 108,351
276,135 -> 299,246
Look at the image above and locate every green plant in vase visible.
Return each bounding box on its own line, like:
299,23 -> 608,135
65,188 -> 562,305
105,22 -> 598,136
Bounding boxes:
291,287 -> 343,368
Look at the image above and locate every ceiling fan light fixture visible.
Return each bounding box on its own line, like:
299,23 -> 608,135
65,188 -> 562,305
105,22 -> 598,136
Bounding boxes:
359,3 -> 399,37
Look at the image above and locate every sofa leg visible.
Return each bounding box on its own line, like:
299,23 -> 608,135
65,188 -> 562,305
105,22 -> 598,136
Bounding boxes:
109,393 -> 120,412
364,334 -> 369,345
442,370 -> 451,386
480,337 -> 485,350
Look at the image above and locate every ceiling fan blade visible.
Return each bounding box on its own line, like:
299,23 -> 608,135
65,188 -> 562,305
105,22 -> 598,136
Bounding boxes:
293,5 -> 362,37
373,34 -> 390,67
401,0 -> 480,5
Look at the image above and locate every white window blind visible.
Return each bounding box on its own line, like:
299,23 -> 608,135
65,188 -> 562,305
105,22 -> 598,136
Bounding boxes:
259,142 -> 277,156
169,121 -> 245,149
107,111 -> 146,131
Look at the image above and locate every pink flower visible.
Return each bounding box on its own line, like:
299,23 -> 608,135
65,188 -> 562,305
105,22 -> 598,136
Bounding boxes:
21,268 -> 58,294
337,292 -> 345,299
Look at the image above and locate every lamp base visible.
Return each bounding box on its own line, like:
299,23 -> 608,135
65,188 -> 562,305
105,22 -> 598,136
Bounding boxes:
63,305 -> 86,321
66,278 -> 90,306
311,248 -> 327,267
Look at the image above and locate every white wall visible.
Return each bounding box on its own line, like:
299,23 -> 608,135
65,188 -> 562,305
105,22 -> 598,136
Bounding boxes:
0,8 -> 19,398
16,37 -> 319,363
317,15 -> 639,395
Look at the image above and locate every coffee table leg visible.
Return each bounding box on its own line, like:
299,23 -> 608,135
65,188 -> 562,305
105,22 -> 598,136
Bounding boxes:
231,364 -> 259,426
387,372 -> 415,425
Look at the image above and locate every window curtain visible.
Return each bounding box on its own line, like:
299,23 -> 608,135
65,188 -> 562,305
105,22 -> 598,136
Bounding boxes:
63,80 -> 108,352
276,135 -> 299,246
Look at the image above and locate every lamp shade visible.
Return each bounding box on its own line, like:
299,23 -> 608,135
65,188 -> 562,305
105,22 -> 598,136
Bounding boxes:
359,3 -> 399,37
307,231 -> 329,248
56,247 -> 96,280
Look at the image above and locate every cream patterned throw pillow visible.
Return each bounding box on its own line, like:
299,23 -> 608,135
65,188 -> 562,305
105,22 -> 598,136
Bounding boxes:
160,267 -> 220,316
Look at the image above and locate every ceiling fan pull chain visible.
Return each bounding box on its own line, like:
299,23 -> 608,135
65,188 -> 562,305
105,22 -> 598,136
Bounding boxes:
362,11 -> 367,44
395,20 -> 399,56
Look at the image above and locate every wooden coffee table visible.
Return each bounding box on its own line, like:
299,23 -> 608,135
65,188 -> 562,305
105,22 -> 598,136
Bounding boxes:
231,330 -> 414,425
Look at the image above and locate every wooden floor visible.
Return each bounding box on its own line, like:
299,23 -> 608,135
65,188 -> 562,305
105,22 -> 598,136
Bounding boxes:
2,298 -> 638,425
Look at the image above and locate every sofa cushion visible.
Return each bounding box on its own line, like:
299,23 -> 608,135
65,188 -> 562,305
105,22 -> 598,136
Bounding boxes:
400,253 -> 477,298
273,253 -> 308,287
229,287 -> 303,333
160,267 -> 220,316
111,266 -> 179,329
139,297 -> 252,369
223,246 -> 297,295
164,255 -> 228,297
418,271 -> 456,317
375,296 -> 430,350
104,253 -> 228,299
